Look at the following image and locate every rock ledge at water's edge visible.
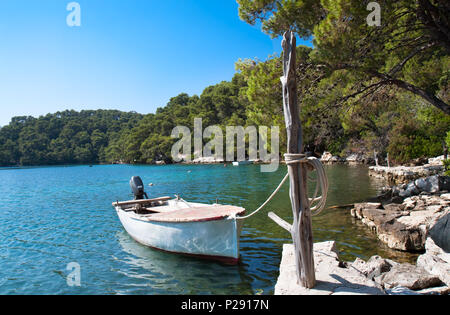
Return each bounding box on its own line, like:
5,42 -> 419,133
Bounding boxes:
275,240 -> 449,295
275,241 -> 385,295
349,236 -> 450,295
343,175 -> 450,295
350,176 -> 450,252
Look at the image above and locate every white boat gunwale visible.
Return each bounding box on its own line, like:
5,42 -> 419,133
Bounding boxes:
114,201 -> 246,223
114,197 -> 246,264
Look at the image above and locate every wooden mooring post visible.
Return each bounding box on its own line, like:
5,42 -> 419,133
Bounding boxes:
270,31 -> 316,288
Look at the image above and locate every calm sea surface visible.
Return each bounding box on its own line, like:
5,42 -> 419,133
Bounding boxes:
0,164 -> 417,295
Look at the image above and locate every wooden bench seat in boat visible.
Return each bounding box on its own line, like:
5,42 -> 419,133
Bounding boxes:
112,197 -> 171,207
145,205 -> 246,223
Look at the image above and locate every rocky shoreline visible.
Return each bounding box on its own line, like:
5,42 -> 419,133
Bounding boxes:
276,177 -> 449,294
321,152 -> 446,185
347,174 -> 449,295
351,175 -> 449,252
275,239 -> 449,295
320,151 -> 374,165
349,237 -> 449,295
369,164 -> 444,185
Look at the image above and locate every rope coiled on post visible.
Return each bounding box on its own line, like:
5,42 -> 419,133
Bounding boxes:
236,154 -> 329,220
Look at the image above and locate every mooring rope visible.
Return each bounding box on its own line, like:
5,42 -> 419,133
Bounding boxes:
236,154 -> 329,220
236,171 -> 290,220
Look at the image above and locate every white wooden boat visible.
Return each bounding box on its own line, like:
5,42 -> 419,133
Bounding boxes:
113,178 -> 245,264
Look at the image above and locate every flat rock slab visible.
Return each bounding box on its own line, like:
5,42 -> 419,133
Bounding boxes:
350,192 -> 449,252
275,241 -> 385,295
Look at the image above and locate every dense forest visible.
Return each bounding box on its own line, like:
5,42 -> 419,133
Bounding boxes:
0,110 -> 143,166
0,75 -> 249,166
0,0 -> 449,167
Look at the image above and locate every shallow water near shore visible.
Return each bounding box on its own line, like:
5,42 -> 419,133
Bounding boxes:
0,164 -> 418,295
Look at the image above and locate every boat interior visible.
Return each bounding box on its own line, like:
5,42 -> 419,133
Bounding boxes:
113,176 -> 245,221
114,197 -> 212,216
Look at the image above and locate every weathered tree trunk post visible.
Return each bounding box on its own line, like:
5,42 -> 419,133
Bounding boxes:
281,31 -> 316,288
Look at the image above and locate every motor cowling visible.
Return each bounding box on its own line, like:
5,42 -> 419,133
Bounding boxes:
130,176 -> 149,200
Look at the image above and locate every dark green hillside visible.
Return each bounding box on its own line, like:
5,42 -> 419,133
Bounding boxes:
0,110 -> 143,166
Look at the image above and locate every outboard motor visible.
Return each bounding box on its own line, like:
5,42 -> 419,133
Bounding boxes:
130,176 -> 149,200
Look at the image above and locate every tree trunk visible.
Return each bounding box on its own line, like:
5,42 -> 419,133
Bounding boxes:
390,78 -> 450,115
281,31 -> 316,288
371,71 -> 450,115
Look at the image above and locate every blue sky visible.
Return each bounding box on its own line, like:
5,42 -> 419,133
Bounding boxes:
0,0 -> 311,126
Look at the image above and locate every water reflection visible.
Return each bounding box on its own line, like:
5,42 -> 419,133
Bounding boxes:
115,231 -> 255,295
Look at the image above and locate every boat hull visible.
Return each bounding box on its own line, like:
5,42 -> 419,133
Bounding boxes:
116,208 -> 243,264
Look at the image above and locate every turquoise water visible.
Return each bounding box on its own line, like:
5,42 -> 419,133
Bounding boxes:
0,164 -> 415,295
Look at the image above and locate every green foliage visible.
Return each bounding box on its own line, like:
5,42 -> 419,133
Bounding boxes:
0,110 -> 143,166
444,159 -> 450,176
443,131 -> 450,176
104,74 -> 249,164
237,47 -> 449,161
0,75 -> 249,166
386,104 -> 450,164
236,0 -> 450,162
237,0 -> 324,38
237,0 -> 450,114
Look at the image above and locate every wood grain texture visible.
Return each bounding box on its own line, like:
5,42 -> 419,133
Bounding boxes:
280,31 -> 316,288
268,212 -> 292,233
147,205 -> 246,223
